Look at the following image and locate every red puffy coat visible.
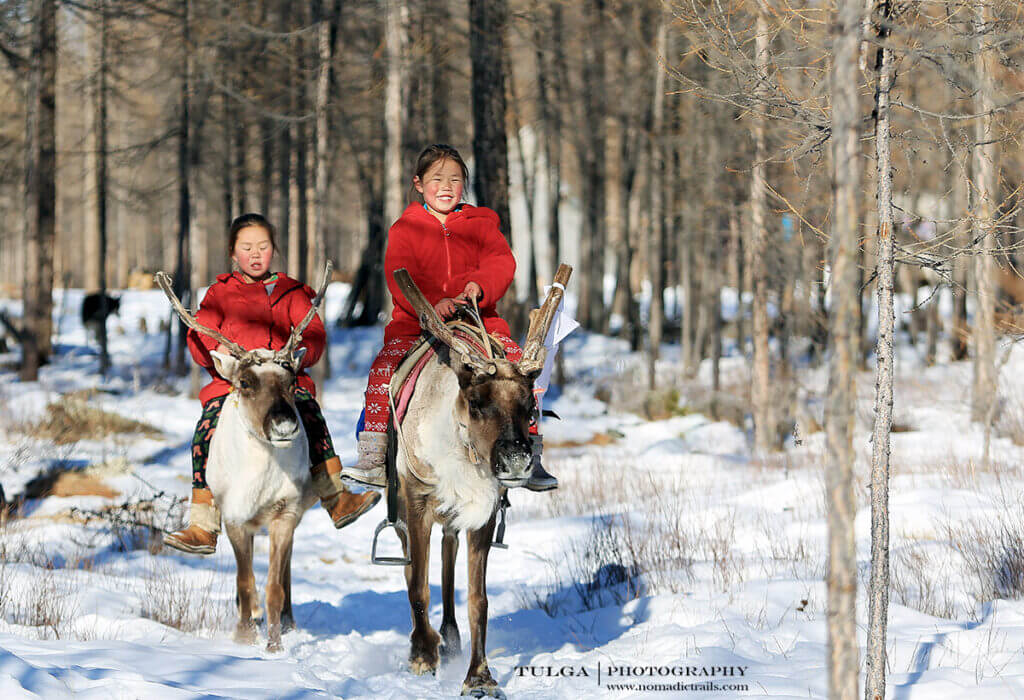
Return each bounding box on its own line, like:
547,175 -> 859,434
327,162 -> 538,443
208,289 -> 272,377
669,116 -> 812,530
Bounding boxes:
384,203 -> 516,342
186,271 -> 326,405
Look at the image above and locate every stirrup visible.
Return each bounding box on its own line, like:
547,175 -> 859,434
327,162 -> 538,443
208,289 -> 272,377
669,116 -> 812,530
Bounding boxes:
491,492 -> 510,550
371,518 -> 411,566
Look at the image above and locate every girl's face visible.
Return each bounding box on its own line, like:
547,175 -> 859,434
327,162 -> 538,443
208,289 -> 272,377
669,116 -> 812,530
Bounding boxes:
414,158 -> 464,217
232,226 -> 274,280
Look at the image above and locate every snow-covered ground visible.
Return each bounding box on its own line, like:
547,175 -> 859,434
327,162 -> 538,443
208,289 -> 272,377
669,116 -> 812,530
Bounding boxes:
2,285 -> 1024,698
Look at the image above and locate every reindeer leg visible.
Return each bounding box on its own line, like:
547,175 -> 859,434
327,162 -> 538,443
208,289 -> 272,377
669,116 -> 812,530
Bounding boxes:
226,524 -> 257,646
462,514 -> 503,699
266,515 -> 297,653
405,493 -> 440,675
281,536 -> 295,634
440,527 -> 461,661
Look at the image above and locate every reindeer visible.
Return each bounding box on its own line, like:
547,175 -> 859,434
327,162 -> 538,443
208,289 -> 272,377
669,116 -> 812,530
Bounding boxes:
388,265 -> 570,698
155,264 -> 330,652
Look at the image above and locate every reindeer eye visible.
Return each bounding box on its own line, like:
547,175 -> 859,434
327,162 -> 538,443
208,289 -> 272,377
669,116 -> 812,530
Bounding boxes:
239,378 -> 252,391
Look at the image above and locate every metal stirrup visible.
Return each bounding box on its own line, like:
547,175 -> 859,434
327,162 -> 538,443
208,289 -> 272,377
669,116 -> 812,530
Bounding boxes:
371,518 -> 411,566
491,491 -> 510,550
371,421 -> 412,566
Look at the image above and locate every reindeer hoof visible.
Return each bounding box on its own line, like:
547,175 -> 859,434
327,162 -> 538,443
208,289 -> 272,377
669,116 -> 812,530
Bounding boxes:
281,613 -> 296,634
461,681 -> 504,699
266,639 -> 283,653
233,621 -> 257,646
409,655 -> 439,676
440,631 -> 461,661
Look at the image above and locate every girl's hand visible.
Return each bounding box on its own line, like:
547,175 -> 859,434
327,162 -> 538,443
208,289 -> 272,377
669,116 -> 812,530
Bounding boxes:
215,343 -> 230,355
457,281 -> 482,303
434,298 -> 458,319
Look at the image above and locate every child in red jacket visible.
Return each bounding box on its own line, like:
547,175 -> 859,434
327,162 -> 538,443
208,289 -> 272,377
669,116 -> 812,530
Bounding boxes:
164,213 -> 380,555
343,144 -> 557,492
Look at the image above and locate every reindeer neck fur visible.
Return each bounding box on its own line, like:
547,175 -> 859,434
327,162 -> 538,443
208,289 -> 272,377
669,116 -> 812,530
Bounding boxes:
205,393 -> 313,528
400,356 -> 499,532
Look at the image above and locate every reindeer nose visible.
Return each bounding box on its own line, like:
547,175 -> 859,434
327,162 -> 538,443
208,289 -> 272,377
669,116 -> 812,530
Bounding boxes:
265,399 -> 300,441
493,437 -> 531,486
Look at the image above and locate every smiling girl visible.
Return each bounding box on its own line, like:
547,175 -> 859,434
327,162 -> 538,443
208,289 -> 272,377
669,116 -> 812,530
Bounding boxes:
345,144 -> 557,492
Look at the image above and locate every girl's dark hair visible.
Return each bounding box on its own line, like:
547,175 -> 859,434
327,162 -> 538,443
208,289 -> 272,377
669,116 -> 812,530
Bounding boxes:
414,144 -> 469,183
228,213 -> 277,256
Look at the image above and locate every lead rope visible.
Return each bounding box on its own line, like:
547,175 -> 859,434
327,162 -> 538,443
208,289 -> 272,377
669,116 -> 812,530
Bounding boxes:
467,296 -> 494,361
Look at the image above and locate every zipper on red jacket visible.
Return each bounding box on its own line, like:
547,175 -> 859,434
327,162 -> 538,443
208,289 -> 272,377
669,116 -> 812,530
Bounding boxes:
440,220 -> 452,290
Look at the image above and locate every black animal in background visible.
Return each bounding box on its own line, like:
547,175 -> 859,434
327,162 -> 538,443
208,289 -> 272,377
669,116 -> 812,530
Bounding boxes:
81,292 -> 120,339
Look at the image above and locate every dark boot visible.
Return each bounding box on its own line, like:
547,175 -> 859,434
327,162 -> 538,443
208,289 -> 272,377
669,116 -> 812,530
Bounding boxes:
525,434 -> 558,492
164,487 -> 220,555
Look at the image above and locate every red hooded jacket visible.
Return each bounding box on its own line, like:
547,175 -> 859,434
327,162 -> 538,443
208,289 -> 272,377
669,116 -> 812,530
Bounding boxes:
384,203 -> 516,342
186,271 -> 326,405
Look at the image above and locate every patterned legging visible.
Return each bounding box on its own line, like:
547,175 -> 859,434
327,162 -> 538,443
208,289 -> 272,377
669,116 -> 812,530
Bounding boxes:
363,333 -> 537,434
191,387 -> 336,489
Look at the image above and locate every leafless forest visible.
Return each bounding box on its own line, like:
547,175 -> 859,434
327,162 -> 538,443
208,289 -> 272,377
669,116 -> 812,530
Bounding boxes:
2,1 -> 1024,697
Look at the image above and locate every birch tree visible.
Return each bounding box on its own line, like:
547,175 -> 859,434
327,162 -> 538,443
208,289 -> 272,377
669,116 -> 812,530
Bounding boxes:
825,0 -> 863,697
971,0 -> 997,423
865,2 -> 895,697
750,2 -> 773,453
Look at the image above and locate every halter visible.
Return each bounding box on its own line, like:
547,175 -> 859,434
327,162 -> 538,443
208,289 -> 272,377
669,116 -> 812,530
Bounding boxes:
228,391 -> 301,449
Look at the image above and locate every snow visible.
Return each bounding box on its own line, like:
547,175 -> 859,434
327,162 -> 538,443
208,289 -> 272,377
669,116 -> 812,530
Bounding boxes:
1,284 -> 1024,698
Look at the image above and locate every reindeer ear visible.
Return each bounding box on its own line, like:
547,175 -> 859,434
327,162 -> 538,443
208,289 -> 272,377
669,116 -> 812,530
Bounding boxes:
456,359 -> 477,390
519,364 -> 543,384
291,346 -> 307,369
210,351 -> 238,381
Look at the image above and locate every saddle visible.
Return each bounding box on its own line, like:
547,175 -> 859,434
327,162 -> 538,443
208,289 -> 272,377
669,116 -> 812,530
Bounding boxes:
388,319 -> 506,427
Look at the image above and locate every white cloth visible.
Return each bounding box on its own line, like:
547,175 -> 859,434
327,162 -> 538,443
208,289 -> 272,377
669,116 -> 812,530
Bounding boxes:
534,290 -> 579,394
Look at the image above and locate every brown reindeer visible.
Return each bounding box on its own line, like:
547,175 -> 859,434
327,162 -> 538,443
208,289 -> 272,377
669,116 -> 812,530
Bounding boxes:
387,265 -> 571,698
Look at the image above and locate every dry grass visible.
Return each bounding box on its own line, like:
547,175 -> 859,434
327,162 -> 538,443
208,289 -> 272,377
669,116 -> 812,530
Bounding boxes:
546,432 -> 619,448
995,393 -> 1024,446
138,559 -> 232,634
889,546 -> 957,620
0,540 -> 81,639
18,393 -> 161,444
513,456 -> 666,520
947,511 -> 1024,617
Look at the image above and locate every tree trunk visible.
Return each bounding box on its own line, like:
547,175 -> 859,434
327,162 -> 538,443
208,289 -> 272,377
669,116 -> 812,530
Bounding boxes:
971,0 -> 997,422
311,0 -> 339,387
509,60 -> 539,307
21,0 -> 57,381
382,0 -> 407,321
425,0 -> 450,144
865,3 -> 894,697
952,142 -> 970,361
88,0 -> 111,376
730,206 -> 745,355
647,13 -> 667,389
826,1 -> 863,697
169,0 -> 193,376
577,0 -> 607,331
469,0 -> 522,334
751,4 -> 773,453
544,1 -> 566,281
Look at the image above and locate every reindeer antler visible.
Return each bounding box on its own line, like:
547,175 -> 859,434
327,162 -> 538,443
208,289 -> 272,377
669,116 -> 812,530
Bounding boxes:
518,264 -> 573,375
393,268 -> 497,375
154,271 -> 250,358
276,260 -> 333,360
